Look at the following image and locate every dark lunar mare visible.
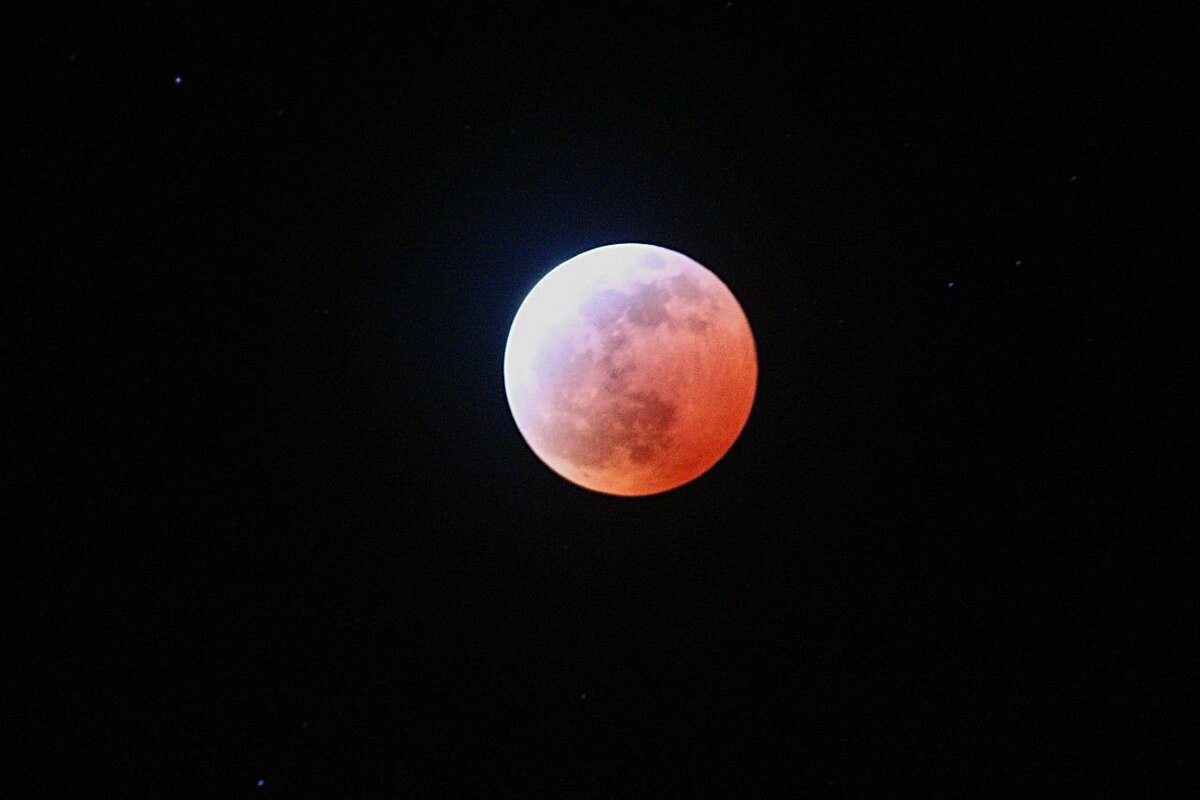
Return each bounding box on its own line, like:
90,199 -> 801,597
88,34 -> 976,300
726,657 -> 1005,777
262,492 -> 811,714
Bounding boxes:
535,275 -> 691,470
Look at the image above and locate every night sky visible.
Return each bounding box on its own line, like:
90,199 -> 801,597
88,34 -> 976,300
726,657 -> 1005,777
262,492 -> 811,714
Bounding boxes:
12,3 -> 1195,796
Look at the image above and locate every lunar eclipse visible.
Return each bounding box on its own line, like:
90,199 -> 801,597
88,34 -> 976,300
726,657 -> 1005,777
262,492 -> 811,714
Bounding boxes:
504,243 -> 757,496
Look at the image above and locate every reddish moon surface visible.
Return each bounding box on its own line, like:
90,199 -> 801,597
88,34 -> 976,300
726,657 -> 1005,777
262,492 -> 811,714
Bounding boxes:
504,243 -> 757,496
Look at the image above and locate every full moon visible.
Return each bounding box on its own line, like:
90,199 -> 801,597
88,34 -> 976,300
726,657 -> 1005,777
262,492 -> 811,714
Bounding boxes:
504,243 -> 757,496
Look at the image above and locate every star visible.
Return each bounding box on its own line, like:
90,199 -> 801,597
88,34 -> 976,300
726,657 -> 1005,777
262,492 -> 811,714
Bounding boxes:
173,76 -> 182,85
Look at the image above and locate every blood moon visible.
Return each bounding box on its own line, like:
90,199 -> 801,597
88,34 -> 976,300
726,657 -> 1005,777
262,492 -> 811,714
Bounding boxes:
504,243 -> 757,496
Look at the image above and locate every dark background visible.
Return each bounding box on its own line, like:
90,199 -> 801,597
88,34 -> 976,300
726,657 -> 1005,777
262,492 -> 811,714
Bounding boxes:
10,2 -> 1196,795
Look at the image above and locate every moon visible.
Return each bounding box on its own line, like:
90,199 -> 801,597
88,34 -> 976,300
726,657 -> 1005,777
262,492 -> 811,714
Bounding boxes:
504,243 -> 757,496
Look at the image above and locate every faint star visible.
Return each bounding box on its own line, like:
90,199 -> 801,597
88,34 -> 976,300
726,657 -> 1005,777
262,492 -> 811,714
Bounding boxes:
1069,174 -> 1078,182
173,76 -> 182,85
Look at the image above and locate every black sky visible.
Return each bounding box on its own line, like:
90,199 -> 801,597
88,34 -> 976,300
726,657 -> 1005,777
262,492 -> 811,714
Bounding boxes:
10,2 -> 1196,796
